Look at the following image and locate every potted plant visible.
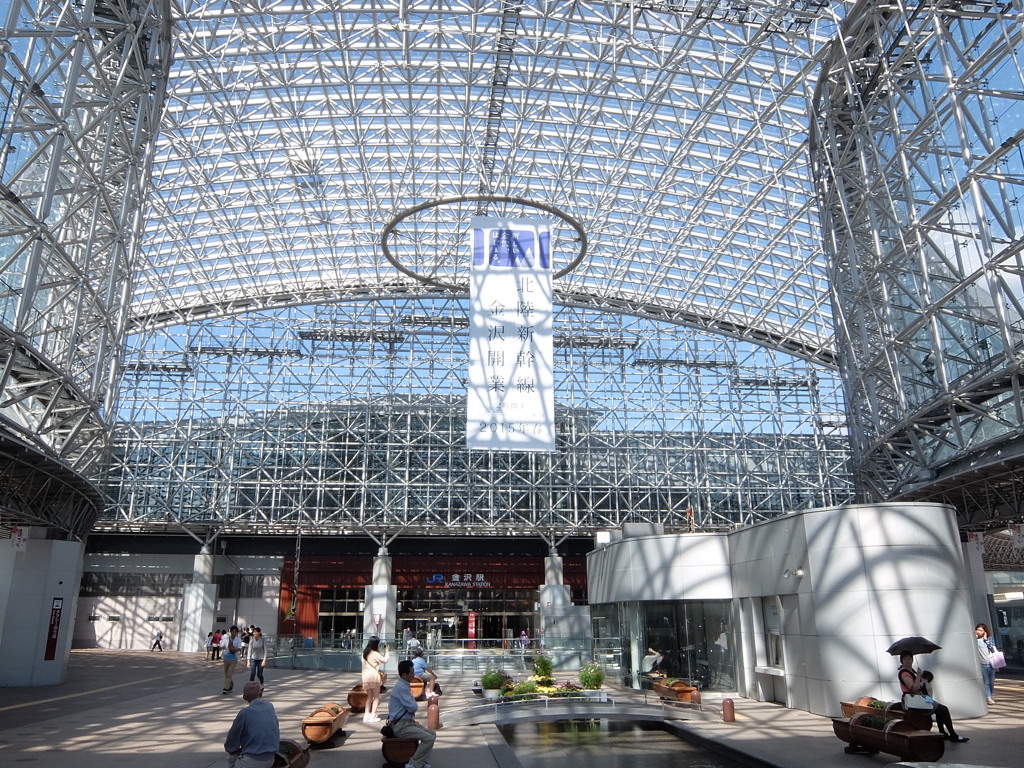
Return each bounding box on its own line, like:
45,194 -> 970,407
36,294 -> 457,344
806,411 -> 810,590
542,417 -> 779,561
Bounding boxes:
481,667 -> 505,699
578,661 -> 606,690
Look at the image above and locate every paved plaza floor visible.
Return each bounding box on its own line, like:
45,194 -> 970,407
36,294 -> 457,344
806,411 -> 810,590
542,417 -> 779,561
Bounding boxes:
0,650 -> 1019,768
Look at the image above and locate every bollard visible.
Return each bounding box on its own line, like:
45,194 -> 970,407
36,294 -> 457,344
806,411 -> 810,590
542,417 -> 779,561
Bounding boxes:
722,697 -> 735,723
691,689 -> 701,706
427,695 -> 440,730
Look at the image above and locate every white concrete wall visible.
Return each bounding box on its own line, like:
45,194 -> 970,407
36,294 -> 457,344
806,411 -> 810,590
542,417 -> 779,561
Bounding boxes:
588,502 -> 986,719
73,553 -> 282,650
587,532 -> 732,603
0,531 -> 84,686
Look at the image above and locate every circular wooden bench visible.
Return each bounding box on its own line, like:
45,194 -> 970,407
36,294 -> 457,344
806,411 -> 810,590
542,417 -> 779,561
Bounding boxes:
381,736 -> 419,767
347,683 -> 367,713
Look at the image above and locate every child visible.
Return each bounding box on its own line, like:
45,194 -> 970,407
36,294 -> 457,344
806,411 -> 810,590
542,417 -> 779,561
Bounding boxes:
919,670 -> 935,703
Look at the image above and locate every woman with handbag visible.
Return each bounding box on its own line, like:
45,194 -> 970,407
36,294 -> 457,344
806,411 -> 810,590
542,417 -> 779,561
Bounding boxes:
975,622 -> 999,704
898,653 -> 968,742
360,636 -> 390,724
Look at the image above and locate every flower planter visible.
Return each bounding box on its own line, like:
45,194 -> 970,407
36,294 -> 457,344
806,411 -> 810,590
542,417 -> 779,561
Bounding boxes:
840,698 -> 932,731
831,714 -> 944,762
653,680 -> 698,704
273,739 -> 310,768
481,688 -> 502,700
301,702 -> 349,744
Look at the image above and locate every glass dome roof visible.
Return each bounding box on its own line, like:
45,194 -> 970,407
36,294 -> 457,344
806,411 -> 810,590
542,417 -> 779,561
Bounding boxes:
134,0 -> 847,367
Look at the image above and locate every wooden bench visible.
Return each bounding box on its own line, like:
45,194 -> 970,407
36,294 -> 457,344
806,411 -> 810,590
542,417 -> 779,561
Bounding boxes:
273,739 -> 311,768
347,683 -> 367,713
831,714 -> 944,762
381,736 -> 420,768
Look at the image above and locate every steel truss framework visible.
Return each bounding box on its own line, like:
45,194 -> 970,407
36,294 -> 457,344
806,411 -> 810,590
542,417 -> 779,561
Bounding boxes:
812,0 -> 1024,529
106,299 -> 853,538
0,0 -> 170,537
1,1 -> 1020,544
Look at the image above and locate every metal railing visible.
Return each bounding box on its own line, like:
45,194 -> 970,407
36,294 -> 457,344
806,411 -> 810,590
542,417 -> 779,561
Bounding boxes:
264,634 -> 622,677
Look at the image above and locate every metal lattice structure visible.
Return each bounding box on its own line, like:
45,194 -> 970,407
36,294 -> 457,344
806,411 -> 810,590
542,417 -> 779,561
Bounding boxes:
104,0 -> 857,541
106,300 -> 853,538
0,0 -> 171,537
4,1 -> 1020,542
812,0 -> 1024,529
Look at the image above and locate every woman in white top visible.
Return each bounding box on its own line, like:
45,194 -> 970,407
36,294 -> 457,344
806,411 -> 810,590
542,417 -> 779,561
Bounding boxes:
247,627 -> 267,687
975,623 -> 997,704
360,636 -> 389,723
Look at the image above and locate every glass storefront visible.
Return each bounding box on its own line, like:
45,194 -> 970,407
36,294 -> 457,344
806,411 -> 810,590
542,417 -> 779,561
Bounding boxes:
317,586 -> 542,646
397,588 -> 538,646
593,599 -> 735,692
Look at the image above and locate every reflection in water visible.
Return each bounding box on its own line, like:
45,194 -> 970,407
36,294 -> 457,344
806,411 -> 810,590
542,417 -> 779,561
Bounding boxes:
498,720 -> 747,768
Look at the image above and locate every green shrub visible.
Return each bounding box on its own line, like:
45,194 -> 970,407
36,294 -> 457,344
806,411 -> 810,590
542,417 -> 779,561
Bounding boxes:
533,651 -> 554,679
578,661 -> 605,689
513,679 -> 539,695
481,667 -> 504,689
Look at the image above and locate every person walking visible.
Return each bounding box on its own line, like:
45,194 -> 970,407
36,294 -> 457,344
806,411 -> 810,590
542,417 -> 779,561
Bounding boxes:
151,628 -> 164,651
222,625 -> 244,694
248,627 -> 267,688
212,629 -> 223,660
975,622 -> 998,704
224,682 -> 280,768
387,659 -> 437,768
360,635 -> 389,723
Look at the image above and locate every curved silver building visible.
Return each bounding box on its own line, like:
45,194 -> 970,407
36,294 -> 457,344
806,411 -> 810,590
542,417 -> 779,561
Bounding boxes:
812,1 -> 1024,526
0,0 -> 171,539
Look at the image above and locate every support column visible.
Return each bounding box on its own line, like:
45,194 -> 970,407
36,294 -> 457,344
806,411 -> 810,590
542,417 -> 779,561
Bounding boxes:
364,549 -> 397,647
0,527 -> 84,686
962,537 -> 995,630
537,550 -> 591,652
181,545 -> 217,652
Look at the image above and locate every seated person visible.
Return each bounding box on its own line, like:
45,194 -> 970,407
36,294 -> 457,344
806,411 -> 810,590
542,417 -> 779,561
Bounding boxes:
410,647 -> 438,697
898,653 -> 967,742
388,659 -> 436,768
641,647 -> 664,675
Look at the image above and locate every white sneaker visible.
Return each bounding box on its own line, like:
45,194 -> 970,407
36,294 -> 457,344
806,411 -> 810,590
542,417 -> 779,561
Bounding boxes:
364,716 -> 381,724
426,691 -> 439,698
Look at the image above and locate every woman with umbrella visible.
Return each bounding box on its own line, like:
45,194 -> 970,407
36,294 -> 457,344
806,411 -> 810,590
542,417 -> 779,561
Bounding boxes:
897,649 -> 968,743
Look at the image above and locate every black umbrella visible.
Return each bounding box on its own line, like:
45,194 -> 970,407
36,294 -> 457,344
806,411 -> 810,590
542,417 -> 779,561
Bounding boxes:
886,636 -> 942,656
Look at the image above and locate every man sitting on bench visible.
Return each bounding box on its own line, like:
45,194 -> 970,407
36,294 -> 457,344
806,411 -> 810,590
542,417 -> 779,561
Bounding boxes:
387,659 -> 437,768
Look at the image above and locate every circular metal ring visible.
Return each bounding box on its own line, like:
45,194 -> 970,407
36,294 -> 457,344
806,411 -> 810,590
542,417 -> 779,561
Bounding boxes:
381,195 -> 588,292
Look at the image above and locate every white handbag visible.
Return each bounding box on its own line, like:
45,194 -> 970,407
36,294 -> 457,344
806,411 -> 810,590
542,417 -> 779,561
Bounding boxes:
903,693 -> 934,710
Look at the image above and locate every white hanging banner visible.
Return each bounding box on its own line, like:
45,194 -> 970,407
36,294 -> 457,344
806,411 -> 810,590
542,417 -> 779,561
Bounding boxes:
467,216 -> 555,451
